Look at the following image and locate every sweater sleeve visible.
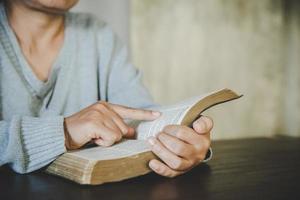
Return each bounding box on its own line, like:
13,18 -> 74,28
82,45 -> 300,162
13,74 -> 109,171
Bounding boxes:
0,116 -> 66,174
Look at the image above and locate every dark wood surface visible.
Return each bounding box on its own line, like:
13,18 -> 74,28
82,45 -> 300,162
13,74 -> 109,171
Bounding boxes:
1,137 -> 300,200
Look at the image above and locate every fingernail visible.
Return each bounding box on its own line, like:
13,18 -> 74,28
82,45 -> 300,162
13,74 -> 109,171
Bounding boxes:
152,111 -> 161,117
197,120 -> 207,132
148,137 -> 155,145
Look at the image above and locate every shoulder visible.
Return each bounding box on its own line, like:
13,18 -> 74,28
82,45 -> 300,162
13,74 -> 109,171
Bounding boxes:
66,12 -> 105,28
66,12 -> 115,39
65,12 -> 121,54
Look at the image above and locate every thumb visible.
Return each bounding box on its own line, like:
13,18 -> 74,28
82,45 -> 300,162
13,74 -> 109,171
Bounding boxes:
110,104 -> 161,121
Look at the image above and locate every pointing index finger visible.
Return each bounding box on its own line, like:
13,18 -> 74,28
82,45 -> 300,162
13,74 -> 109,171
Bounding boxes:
110,104 -> 161,121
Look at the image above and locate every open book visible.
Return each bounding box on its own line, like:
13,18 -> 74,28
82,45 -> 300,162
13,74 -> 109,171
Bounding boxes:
45,88 -> 242,185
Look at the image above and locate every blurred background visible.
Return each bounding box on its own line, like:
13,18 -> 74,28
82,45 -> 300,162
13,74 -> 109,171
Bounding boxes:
73,0 -> 300,140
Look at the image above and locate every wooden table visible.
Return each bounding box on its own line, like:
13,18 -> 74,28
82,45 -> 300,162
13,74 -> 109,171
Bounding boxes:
1,137 -> 300,200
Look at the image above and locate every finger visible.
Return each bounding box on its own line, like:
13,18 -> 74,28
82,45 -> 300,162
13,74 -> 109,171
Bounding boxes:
103,119 -> 123,136
199,133 -> 211,148
94,138 -> 106,146
92,123 -> 122,146
157,132 -> 194,158
148,137 -> 191,171
110,104 -> 161,121
192,116 -> 213,134
94,137 -> 117,147
101,105 -> 131,135
162,125 -> 200,145
90,108 -> 124,137
158,131 -> 210,164
94,138 -> 121,147
149,159 -> 184,178
92,102 -> 135,137
123,127 -> 136,139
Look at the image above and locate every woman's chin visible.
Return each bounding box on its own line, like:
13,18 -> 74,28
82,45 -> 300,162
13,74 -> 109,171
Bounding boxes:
25,0 -> 78,14
30,5 -> 72,15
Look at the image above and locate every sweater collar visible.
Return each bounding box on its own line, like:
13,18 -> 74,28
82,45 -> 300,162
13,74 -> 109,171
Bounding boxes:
0,3 -> 74,99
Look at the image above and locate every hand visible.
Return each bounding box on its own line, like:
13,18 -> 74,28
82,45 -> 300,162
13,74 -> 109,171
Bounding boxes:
64,101 -> 161,150
148,116 -> 213,177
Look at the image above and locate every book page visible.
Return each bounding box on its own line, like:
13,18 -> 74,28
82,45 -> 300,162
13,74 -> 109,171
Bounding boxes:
132,88 -> 242,140
134,95 -> 206,140
68,140 -> 151,161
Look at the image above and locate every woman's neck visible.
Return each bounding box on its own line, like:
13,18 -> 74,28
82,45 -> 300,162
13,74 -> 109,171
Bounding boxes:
6,1 -> 65,48
5,1 -> 66,82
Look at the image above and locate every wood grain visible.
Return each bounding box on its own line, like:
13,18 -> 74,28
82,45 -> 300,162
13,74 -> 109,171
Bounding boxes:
1,137 -> 299,200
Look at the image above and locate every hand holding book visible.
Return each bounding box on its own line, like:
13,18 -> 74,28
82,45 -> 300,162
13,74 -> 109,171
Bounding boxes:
147,116 -> 213,177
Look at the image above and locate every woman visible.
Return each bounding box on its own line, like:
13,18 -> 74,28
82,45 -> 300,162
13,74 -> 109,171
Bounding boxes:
0,0 -> 213,178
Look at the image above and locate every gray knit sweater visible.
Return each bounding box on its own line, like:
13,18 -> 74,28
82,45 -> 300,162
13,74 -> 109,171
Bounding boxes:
0,4 -> 155,173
